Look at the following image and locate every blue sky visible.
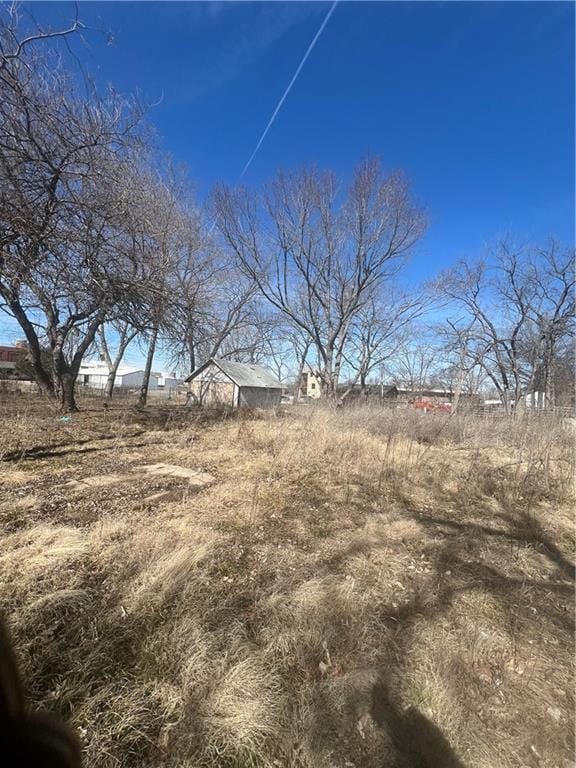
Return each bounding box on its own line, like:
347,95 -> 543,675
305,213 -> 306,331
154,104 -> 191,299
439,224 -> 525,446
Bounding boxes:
1,1 -> 574,363
38,1 -> 574,261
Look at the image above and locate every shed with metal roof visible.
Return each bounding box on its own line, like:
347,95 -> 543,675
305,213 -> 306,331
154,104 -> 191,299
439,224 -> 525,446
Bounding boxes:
185,358 -> 282,408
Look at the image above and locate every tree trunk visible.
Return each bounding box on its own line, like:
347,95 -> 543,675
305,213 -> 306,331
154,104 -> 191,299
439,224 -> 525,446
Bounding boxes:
543,353 -> 552,409
59,371 -> 78,412
100,326 -> 138,399
294,341 -> 310,402
51,345 -> 79,412
512,373 -> 524,418
138,325 -> 159,407
188,338 -> 196,373
451,352 -> 465,415
323,350 -> 339,399
32,355 -> 54,398
105,361 -> 121,399
333,347 -> 345,396
51,339 -> 79,412
8,298 -> 54,396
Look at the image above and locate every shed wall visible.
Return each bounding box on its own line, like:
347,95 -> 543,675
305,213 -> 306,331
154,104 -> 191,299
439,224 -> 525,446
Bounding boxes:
189,379 -> 236,405
238,386 -> 282,408
188,363 -> 236,405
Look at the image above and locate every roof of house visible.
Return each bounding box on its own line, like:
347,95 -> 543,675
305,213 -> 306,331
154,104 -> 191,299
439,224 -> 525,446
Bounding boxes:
185,358 -> 282,389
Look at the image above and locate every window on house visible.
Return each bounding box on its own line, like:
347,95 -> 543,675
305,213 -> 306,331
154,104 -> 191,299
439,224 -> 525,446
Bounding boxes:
311,382 -> 316,390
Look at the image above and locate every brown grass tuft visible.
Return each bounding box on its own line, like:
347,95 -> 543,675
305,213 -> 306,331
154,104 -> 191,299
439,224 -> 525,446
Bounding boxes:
0,401 -> 573,767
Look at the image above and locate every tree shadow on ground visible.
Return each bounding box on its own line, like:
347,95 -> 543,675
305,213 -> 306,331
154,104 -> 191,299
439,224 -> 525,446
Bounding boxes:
0,431 -> 146,462
300,493 -> 574,767
371,681 -> 467,768
412,507 -> 575,580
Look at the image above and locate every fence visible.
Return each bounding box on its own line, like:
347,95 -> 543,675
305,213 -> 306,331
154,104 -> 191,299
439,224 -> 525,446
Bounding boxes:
76,385 -> 188,403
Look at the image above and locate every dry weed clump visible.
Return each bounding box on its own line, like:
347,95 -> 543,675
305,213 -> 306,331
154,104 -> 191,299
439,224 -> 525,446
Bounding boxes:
0,403 -> 573,767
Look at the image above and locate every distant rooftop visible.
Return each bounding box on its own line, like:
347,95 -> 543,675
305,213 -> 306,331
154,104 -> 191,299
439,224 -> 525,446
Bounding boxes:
186,359 -> 281,389
78,361 -> 143,376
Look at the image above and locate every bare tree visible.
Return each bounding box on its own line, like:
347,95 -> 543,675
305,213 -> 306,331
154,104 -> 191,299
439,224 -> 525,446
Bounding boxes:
520,241 -> 574,407
134,176 -> 194,407
286,325 -> 312,399
89,162 -> 188,404
341,288 -> 430,397
0,12 -> 144,410
434,319 -> 488,412
247,314 -> 307,384
383,330 -> 441,392
213,158 -> 426,396
163,245 -> 217,373
441,239 -> 574,413
165,242 -> 278,375
97,321 -> 139,399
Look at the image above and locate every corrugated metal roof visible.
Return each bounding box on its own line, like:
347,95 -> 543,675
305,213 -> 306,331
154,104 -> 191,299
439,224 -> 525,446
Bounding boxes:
186,358 -> 282,389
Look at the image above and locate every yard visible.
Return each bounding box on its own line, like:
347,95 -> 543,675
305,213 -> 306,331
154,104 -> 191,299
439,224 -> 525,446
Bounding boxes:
0,399 -> 574,768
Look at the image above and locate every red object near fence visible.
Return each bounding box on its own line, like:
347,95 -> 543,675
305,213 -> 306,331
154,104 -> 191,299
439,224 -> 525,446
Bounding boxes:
412,399 -> 452,413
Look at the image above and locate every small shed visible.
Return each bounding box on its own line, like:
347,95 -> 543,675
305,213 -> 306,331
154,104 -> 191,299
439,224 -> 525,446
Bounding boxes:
185,359 -> 282,408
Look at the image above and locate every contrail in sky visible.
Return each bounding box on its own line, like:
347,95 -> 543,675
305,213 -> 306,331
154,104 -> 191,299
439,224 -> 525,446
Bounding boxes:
238,0 -> 339,182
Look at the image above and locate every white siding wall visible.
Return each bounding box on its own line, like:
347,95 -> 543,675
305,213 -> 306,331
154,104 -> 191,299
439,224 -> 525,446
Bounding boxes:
85,373 -> 108,388
119,371 -> 153,389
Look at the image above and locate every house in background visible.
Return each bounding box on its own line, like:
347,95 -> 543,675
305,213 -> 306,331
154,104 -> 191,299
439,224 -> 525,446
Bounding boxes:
299,367 -> 322,400
186,358 -> 282,408
0,341 -> 28,379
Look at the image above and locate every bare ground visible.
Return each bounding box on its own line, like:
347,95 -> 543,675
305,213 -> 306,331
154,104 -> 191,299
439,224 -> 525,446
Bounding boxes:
0,400 -> 574,768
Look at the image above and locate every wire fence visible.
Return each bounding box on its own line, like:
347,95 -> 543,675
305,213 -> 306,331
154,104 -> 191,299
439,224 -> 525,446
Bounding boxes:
77,385 -> 188,403
0,380 -> 573,421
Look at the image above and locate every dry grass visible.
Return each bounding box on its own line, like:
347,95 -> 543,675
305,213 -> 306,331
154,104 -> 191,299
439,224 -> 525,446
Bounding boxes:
0,400 -> 574,767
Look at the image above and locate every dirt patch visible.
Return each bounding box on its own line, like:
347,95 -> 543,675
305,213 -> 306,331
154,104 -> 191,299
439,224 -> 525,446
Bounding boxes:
0,469 -> 31,486
54,465 -> 215,499
58,474 -> 135,492
136,463 -> 215,487
141,489 -> 186,506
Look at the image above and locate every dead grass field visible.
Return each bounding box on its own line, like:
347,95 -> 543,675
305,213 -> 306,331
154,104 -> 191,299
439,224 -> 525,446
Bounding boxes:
0,399 -> 574,768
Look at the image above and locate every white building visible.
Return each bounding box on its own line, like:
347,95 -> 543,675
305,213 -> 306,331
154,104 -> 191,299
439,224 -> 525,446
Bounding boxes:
78,360 -> 183,392
78,361 -> 157,390
299,366 -> 322,399
153,371 -> 183,391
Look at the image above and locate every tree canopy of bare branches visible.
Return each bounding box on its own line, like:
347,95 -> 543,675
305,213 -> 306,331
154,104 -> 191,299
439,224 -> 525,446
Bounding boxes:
1,12 -> 572,414
0,12 -> 146,409
441,239 -> 574,411
213,158 -> 426,395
